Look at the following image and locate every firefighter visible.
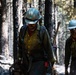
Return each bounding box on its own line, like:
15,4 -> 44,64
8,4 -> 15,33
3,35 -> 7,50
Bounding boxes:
18,7 -> 55,75
65,19 -> 76,75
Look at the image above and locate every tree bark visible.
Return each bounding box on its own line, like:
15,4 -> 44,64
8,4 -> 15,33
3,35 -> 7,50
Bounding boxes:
13,0 -> 18,62
13,0 -> 23,62
44,0 -> 53,38
0,0 -> 9,57
39,0 -> 42,25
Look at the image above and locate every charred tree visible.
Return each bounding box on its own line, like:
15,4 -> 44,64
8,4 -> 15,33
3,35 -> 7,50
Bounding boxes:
39,0 -> 42,25
74,0 -> 76,8
13,0 -> 23,62
13,0 -> 18,62
44,0 -> 53,37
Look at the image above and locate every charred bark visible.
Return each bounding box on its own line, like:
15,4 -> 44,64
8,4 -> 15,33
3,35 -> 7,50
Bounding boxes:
13,0 -> 18,62
44,0 -> 53,38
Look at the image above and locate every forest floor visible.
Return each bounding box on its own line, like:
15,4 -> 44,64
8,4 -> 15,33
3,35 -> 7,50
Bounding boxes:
0,55 -> 69,75
54,64 -> 70,75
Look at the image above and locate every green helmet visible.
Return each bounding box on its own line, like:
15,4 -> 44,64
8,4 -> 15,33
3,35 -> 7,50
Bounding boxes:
25,7 -> 42,24
68,20 -> 76,30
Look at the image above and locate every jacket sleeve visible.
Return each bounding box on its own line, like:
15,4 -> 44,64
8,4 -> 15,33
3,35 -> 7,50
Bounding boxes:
18,26 -> 26,60
18,28 -> 23,59
42,26 -> 56,65
65,38 -> 71,70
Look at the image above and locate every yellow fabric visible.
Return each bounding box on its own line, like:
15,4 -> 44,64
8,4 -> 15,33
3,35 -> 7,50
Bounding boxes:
71,42 -> 76,48
71,41 -> 76,57
24,29 -> 41,54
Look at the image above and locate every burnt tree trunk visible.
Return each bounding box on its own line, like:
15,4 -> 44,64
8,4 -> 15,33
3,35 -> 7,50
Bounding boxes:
39,0 -> 42,25
13,0 -> 23,62
13,0 -> 18,62
44,0 -> 53,38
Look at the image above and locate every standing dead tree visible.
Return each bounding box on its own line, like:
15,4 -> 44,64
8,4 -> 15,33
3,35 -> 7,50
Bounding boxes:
44,0 -> 53,38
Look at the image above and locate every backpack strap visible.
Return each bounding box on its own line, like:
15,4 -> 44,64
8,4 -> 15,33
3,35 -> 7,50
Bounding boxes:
20,24 -> 46,42
38,25 -> 49,59
19,25 -> 28,61
38,25 -> 46,42
19,25 -> 27,43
